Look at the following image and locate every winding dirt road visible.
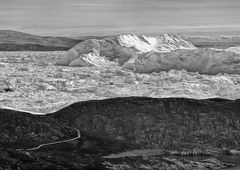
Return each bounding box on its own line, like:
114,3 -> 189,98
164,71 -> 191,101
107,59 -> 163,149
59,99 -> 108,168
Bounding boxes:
3,107 -> 82,151
17,128 -> 81,151
28,128 -> 80,151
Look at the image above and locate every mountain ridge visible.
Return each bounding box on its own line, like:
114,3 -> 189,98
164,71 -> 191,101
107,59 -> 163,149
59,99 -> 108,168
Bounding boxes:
0,30 -> 81,51
52,96 -> 240,149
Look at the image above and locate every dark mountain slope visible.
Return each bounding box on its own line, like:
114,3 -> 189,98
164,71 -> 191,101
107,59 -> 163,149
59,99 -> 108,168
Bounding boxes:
1,97 -> 240,169
0,108 -> 77,148
0,30 -> 81,51
52,97 -> 240,149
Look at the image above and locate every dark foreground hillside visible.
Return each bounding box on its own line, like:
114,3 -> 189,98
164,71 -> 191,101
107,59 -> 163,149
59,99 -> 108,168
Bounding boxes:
0,109 -> 77,148
0,30 -> 81,51
53,97 -> 240,149
1,97 -> 240,170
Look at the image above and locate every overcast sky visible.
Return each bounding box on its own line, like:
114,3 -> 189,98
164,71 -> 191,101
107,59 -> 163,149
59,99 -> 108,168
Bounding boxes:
0,0 -> 240,36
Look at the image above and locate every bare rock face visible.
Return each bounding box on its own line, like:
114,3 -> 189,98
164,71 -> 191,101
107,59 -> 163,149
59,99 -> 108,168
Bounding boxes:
133,47 -> 240,74
55,34 -> 196,68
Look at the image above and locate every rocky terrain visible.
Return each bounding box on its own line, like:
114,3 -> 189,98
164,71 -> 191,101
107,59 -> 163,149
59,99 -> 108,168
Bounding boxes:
0,30 -> 81,51
1,97 -> 240,170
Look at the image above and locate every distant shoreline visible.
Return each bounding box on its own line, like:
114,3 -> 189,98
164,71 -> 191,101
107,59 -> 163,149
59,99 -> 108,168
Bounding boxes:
1,26 -> 240,37
1,29 -> 240,51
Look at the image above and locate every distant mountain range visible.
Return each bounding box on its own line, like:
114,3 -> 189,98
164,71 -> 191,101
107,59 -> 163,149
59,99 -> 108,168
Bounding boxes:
0,30 -> 82,51
1,30 -> 240,51
184,35 -> 240,48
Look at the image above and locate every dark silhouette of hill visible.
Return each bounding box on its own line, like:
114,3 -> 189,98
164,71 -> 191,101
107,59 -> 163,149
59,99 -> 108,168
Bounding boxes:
1,97 -> 240,169
0,108 -> 77,149
0,30 -> 81,51
52,97 -> 240,149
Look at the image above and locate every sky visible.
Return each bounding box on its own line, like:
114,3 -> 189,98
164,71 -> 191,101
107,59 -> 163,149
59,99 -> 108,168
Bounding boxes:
0,0 -> 240,36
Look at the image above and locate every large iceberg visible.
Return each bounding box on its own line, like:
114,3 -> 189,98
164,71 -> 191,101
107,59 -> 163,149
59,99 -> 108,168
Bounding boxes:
55,34 -> 240,75
55,34 -> 196,67
133,48 -> 240,74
